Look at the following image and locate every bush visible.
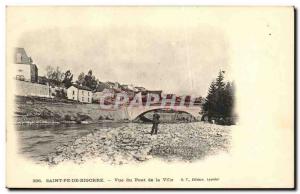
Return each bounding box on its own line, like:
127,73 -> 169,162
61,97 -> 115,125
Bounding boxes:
64,115 -> 72,121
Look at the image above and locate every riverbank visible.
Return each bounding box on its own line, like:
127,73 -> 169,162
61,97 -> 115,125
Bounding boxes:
47,122 -> 231,165
15,96 -> 129,124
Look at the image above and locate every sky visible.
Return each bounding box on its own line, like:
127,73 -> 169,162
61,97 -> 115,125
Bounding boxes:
11,7 -> 231,96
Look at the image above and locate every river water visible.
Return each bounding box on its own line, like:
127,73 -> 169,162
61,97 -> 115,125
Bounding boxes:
16,123 -> 128,162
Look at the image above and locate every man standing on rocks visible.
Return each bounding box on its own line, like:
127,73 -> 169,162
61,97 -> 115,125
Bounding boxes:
151,110 -> 160,135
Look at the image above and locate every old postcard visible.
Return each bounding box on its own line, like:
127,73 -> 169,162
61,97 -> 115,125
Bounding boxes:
6,6 -> 294,189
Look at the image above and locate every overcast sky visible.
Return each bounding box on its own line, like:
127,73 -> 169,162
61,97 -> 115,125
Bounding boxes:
14,7 -> 230,96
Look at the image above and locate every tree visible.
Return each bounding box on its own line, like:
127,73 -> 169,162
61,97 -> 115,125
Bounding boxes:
76,70 -> 98,90
62,70 -> 73,88
223,81 -> 235,117
203,81 -> 218,116
84,70 -> 98,90
202,70 -> 235,122
76,72 -> 86,86
213,70 -> 226,116
45,66 -> 64,86
215,70 -> 226,89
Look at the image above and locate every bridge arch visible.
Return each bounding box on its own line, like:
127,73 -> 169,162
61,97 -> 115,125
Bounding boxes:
133,108 -> 197,122
126,106 -> 202,121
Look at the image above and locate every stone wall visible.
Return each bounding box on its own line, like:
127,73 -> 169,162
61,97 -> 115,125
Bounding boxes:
15,80 -> 50,98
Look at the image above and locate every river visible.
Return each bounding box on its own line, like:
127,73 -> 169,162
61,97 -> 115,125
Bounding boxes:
16,123 -> 128,163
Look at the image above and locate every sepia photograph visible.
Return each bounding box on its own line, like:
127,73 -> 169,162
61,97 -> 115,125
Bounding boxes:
6,6 -> 294,189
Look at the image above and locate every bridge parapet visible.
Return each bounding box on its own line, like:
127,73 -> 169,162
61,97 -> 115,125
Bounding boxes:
126,105 -> 202,121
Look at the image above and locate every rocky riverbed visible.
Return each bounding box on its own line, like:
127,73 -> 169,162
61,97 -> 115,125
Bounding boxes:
47,122 -> 231,165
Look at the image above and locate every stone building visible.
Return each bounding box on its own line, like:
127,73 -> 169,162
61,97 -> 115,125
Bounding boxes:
67,85 -> 92,103
93,88 -> 115,103
15,48 -> 38,83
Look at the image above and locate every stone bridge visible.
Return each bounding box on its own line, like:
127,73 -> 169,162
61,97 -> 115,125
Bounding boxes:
126,105 -> 202,121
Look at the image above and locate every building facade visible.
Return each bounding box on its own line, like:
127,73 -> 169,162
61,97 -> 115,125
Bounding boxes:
67,85 -> 92,103
93,88 -> 115,103
15,48 -> 38,83
105,81 -> 121,90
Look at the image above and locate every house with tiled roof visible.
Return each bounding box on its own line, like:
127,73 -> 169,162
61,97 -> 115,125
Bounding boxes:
67,84 -> 92,103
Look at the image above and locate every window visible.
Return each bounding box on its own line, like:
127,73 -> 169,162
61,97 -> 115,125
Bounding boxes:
73,97 -> 75,100
73,91 -> 75,95
82,97 -> 84,101
88,92 -> 90,96
82,90 -> 84,94
88,98 -> 89,102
